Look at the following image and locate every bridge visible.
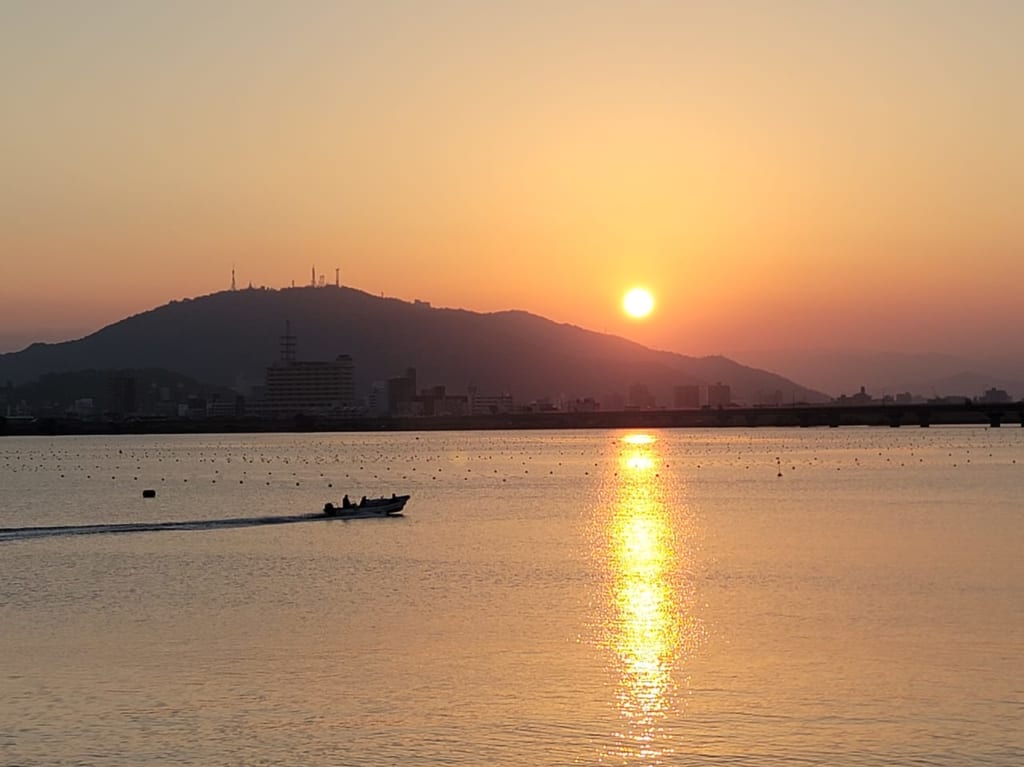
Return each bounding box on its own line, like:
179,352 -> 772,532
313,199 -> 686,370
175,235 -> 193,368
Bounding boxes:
3,401 -> 1023,436
432,402 -> 1024,430
694,401 -> 1024,429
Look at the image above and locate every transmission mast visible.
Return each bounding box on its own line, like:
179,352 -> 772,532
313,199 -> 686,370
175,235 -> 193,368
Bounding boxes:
280,320 -> 296,363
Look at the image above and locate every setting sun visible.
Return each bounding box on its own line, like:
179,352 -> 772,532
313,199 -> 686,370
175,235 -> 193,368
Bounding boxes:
623,288 -> 655,319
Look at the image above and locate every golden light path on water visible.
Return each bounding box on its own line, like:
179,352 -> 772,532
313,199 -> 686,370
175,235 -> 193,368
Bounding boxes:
600,432 -> 699,766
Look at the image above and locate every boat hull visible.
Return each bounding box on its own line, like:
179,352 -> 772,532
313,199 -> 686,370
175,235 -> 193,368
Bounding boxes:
323,494 -> 409,518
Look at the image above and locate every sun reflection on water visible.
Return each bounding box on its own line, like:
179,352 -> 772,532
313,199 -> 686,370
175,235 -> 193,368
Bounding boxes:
599,433 -> 699,765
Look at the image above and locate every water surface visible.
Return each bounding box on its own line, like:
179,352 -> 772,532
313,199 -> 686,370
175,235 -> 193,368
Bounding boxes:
2,428 -> 1021,765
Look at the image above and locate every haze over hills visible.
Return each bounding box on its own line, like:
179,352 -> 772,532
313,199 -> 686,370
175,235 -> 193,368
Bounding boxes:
729,349 -> 1024,400
0,287 -> 825,406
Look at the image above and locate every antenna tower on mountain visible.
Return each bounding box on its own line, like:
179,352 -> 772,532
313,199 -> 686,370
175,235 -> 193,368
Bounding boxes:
280,320 -> 296,363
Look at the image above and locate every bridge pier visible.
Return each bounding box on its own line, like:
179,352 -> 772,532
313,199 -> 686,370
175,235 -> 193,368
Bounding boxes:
918,410 -> 931,428
988,411 -> 1003,428
887,410 -> 903,428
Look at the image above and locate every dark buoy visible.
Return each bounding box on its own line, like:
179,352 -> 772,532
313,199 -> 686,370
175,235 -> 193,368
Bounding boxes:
142,489 -> 156,498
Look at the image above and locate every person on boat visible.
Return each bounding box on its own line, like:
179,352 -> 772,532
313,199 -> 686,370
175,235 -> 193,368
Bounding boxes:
359,495 -> 367,506
342,494 -> 352,509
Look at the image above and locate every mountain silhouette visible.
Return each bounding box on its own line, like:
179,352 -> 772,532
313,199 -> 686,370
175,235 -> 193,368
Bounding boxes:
0,287 -> 826,405
731,348 -> 1024,399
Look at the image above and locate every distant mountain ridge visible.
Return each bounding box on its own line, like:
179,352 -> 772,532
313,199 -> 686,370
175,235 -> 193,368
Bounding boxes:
729,349 -> 1024,399
0,287 -> 826,405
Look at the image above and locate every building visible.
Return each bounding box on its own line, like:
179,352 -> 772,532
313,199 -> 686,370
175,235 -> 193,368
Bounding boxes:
468,387 -> 515,415
706,382 -> 732,408
264,355 -> 355,417
183,396 -> 207,419
627,382 -> 655,409
386,367 -> 417,416
107,372 -> 137,416
525,398 -> 559,413
413,385 -> 468,417
207,393 -> 245,418
977,387 -> 1012,404
673,384 -> 701,409
68,398 -> 96,418
753,389 -> 784,407
834,386 -> 873,406
367,381 -> 388,417
604,391 -> 626,411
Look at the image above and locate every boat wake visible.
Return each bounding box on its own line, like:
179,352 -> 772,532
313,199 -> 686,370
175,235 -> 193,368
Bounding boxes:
0,513 -> 328,543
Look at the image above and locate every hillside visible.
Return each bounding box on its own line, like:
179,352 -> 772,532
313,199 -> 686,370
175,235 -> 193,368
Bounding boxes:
0,287 -> 826,405
730,349 -> 1024,399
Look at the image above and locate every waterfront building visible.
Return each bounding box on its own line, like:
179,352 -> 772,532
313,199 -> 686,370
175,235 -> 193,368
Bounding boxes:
605,391 -> 626,411
413,385 -> 468,417
368,381 -> 388,417
69,398 -> 96,418
673,384 -> 701,409
834,386 -> 874,406
468,386 -> 514,415
264,354 -> 355,417
628,382 -> 655,409
207,393 -> 245,418
707,382 -> 732,408
387,367 -> 417,416
978,387 -> 1011,404
107,372 -> 137,417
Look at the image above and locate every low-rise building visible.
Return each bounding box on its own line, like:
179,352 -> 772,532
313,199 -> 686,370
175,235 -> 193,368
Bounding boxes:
413,385 -> 468,417
468,388 -> 515,415
977,387 -> 1011,404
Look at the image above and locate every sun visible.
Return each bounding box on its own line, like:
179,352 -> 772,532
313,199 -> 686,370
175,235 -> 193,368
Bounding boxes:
623,288 -> 655,319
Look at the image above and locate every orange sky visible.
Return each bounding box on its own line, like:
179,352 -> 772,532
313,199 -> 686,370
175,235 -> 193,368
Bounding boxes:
2,2 -> 1022,357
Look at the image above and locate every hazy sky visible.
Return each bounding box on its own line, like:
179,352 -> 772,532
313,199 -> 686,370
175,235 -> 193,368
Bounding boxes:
2,1 -> 1022,356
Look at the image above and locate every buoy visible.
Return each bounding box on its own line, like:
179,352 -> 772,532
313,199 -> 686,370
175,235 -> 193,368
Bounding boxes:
142,489 -> 156,498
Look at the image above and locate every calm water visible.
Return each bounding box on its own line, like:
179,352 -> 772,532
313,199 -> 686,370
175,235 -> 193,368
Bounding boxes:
1,428 -> 1022,766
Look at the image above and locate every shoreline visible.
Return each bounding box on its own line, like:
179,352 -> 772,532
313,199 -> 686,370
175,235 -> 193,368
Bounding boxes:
3,402 -> 1023,436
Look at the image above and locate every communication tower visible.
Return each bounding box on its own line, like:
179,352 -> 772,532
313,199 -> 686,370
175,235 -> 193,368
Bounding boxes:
279,320 -> 297,363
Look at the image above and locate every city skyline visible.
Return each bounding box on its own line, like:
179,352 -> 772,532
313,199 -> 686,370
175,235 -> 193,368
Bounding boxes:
2,2 -> 1022,359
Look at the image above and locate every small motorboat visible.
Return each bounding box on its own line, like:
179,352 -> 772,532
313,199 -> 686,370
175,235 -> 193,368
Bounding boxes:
323,494 -> 410,518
